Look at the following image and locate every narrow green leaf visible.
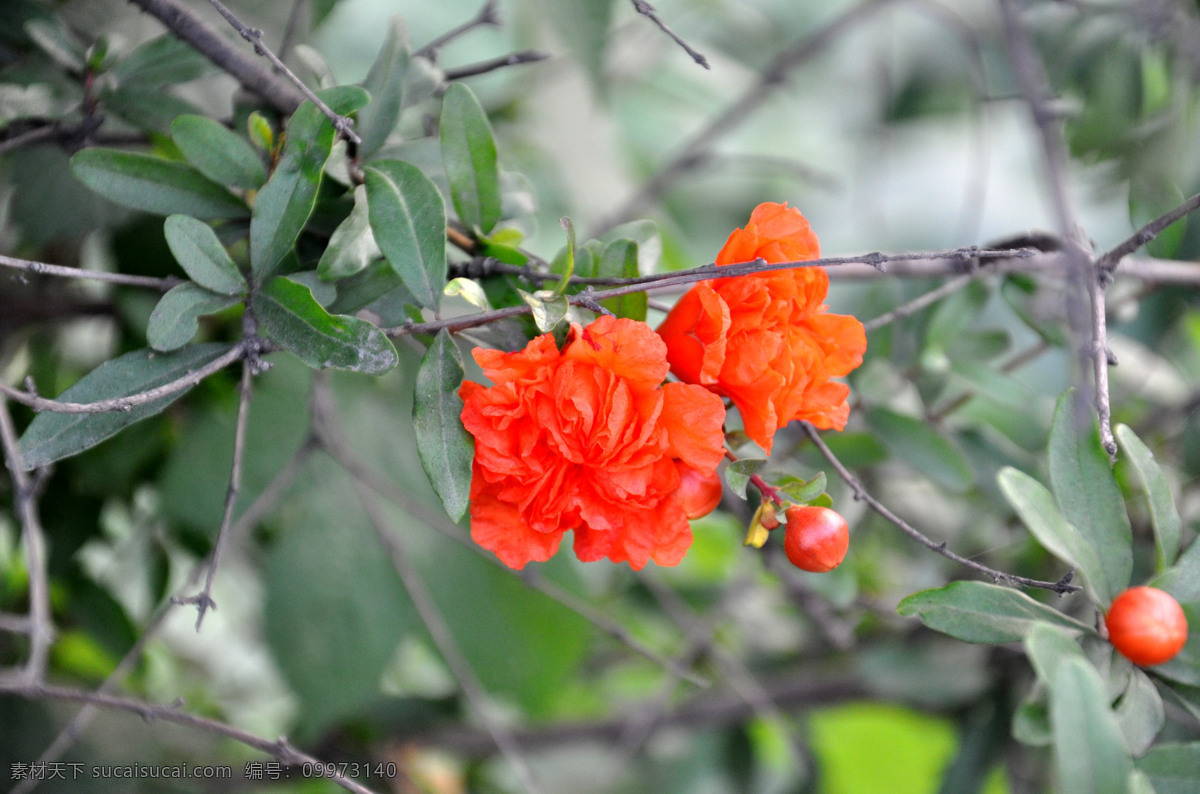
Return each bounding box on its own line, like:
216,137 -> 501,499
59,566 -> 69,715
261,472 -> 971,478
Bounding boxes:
101,87 -> 204,136
250,86 -> 370,279
897,581 -> 1092,644
1050,657 -> 1134,794
112,33 -> 212,87
596,239 -> 646,321
1116,668 -> 1165,757
1137,743 -> 1200,794
439,83 -> 501,233
998,466 -> 1108,600
317,185 -> 380,281
777,472 -> 828,504
413,331 -> 474,522
597,219 -> 662,274
147,283 -> 240,351
518,289 -> 569,333
24,18 -> 85,72
726,458 -> 768,499
1049,390 -> 1133,600
364,159 -> 446,308
1025,622 -> 1090,686
18,344 -> 233,469
171,115 -> 267,189
357,18 -> 410,159
444,278 -> 490,309
1116,424 -> 1182,572
163,214 -> 247,295
252,277 -> 397,374
865,407 -> 974,492
1012,692 -> 1052,746
70,149 -> 247,219
553,217 -> 578,297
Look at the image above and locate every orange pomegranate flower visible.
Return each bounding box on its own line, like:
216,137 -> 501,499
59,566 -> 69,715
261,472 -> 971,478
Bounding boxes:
459,315 -> 727,570
657,202 -> 866,453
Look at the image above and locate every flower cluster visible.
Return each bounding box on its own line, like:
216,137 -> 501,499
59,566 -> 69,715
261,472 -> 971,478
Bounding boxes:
459,316 -> 727,570
657,202 -> 866,453
459,202 -> 865,570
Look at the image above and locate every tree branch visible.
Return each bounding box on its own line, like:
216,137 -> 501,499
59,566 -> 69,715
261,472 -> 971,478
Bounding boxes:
800,422 -> 1082,595
0,399 -> 53,685
1,253 -> 179,291
172,358 -> 255,629
0,343 -> 245,415
126,0 -> 306,115
629,0 -> 709,68
0,681 -> 380,794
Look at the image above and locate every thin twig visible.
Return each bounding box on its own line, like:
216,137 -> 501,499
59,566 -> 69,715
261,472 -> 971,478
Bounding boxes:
800,422 -> 1081,595
997,0 -> 1115,457
0,399 -> 53,684
390,247 -> 1034,338
0,343 -> 245,415
862,272 -> 978,333
0,254 -> 179,291
596,0 -> 898,234
126,0 -> 305,114
202,0 -> 360,143
0,124 -> 62,157
172,359 -> 255,629
630,0 -> 709,68
415,0 -> 500,60
1098,189 -> 1200,275
0,681 -> 380,794
443,50 -> 550,81
13,604 -> 173,794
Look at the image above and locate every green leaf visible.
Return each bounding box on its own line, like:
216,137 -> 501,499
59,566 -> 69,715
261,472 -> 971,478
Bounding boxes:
357,18 -> 410,159
1050,657 -> 1134,794
1116,668 -> 1165,757
1025,622 -> 1090,686
726,458 -> 768,499
413,331 -> 474,522
1137,743 -> 1200,794
18,344 -> 233,469
24,18 -> 86,72
897,581 -> 1092,644
252,277 -> 398,374
865,407 -> 974,492
264,457 -> 414,737
112,33 -> 212,87
250,86 -> 370,279
1049,390 -> 1132,602
171,115 -> 267,189
776,472 -> 828,504
1155,538 -> 1200,604
317,185 -> 380,281
163,214 -> 247,295
147,283 -> 240,351
518,289 -> 569,333
443,278 -> 490,309
998,466 -> 1108,601
364,159 -> 447,309
439,83 -> 501,234
70,149 -> 248,219
101,87 -> 204,136
596,239 -> 646,321
1116,424 -> 1181,573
